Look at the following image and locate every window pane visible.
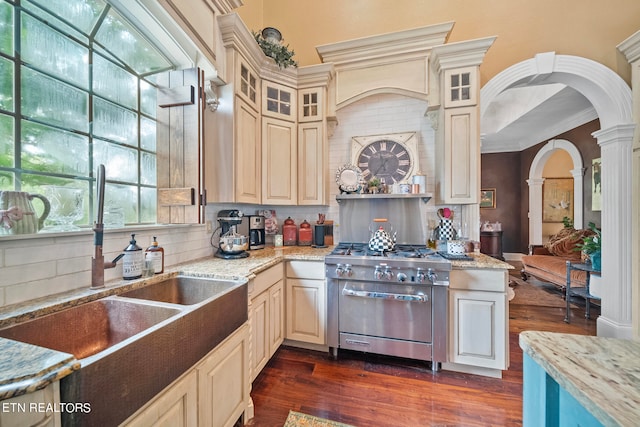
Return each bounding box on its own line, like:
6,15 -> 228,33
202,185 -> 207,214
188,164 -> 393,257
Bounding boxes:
93,54 -> 137,109
95,8 -> 171,75
0,170 -> 13,190
93,138 -> 138,184
140,117 -> 155,151
0,1 -> 13,56
21,66 -> 89,132
105,182 -> 138,223
0,113 -> 14,168
42,181 -> 90,230
29,0 -> 106,35
141,152 -> 156,185
140,79 -> 156,118
93,97 -> 137,145
21,12 -> 89,88
21,120 -> 89,175
140,186 -> 155,223
0,57 -> 13,111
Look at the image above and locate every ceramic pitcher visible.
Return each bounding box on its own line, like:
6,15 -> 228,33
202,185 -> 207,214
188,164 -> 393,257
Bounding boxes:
0,191 -> 51,235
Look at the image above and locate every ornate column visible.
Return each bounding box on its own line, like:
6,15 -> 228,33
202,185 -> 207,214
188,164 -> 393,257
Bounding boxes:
617,29 -> 640,339
593,124 -> 635,338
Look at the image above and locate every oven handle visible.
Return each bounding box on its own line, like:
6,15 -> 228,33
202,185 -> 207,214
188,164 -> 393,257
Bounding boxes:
341,286 -> 429,302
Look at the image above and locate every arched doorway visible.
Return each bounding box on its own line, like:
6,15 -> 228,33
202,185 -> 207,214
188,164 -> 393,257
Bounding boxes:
481,52 -> 635,338
528,139 -> 584,244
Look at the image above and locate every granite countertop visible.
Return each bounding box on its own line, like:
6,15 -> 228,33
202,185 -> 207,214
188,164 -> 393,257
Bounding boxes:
0,244 -> 507,400
520,331 -> 640,426
0,245 -> 332,401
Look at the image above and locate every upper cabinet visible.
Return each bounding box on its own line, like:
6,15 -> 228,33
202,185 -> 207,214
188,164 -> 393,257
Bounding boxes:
238,58 -> 261,110
298,88 -> 324,122
263,80 -> 297,122
430,38 -> 495,205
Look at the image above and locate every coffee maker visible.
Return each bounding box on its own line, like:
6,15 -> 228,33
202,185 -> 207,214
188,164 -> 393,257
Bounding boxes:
215,209 -> 249,259
238,215 -> 266,250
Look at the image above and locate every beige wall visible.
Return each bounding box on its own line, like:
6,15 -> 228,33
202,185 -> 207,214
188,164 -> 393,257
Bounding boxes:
237,0 -> 640,85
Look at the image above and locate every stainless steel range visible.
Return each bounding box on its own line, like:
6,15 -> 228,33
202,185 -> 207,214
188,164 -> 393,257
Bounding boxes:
326,242 -> 452,371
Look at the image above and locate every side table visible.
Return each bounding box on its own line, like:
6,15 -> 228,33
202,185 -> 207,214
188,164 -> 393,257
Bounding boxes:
564,261 -> 601,323
480,230 -> 504,260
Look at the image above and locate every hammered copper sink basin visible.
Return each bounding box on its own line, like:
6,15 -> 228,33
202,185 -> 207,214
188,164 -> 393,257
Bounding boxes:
0,276 -> 248,426
0,297 -> 182,359
119,275 -> 239,305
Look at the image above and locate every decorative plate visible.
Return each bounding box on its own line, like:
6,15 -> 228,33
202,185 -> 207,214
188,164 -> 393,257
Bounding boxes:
335,164 -> 363,193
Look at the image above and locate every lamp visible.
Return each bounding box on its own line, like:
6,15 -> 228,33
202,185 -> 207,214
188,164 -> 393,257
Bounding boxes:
204,80 -> 220,112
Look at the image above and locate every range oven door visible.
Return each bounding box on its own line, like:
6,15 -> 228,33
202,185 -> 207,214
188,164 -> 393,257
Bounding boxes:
339,281 -> 433,344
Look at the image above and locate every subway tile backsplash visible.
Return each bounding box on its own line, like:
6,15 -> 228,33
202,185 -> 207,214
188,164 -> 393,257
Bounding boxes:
0,226 -> 211,308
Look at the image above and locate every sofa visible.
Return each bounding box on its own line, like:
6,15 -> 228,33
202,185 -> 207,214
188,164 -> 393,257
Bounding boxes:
521,227 -> 595,290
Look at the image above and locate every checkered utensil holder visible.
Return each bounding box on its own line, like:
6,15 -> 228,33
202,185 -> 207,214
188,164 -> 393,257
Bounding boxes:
438,218 -> 454,241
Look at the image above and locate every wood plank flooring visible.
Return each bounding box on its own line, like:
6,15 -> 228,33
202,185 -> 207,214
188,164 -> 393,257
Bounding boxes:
247,270 -> 598,427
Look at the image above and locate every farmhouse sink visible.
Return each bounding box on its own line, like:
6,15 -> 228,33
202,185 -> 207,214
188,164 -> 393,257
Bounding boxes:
119,275 -> 241,305
0,297 -> 181,359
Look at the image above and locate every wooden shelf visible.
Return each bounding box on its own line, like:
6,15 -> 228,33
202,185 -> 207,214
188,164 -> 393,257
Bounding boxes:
335,193 -> 432,203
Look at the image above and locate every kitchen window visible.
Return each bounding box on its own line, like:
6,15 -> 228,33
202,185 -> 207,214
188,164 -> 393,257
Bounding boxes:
0,0 -> 178,231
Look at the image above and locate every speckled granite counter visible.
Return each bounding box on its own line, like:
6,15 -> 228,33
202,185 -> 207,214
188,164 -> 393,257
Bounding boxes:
520,331 -> 640,426
450,252 -> 513,270
0,245 -> 332,400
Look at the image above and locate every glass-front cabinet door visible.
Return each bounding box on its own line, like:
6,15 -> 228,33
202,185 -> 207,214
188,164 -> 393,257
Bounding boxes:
237,59 -> 260,110
262,80 -> 296,122
298,87 -> 324,122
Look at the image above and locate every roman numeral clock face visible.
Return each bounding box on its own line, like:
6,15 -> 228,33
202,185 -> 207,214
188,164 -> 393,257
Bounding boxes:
357,140 -> 413,184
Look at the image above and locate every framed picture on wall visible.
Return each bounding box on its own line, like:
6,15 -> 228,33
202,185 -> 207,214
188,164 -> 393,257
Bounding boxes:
480,188 -> 496,209
592,158 -> 601,211
543,178 -> 574,222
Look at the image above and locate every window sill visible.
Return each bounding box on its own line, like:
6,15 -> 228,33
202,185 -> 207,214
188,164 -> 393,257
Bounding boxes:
0,223 -> 203,242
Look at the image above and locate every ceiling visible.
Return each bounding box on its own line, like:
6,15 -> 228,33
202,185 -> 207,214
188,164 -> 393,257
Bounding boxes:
480,83 -> 598,153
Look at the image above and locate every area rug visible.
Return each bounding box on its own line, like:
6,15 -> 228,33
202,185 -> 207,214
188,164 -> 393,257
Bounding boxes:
509,276 -> 577,308
284,410 -> 355,427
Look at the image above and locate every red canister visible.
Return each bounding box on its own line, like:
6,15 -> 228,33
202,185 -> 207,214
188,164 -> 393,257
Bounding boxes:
282,217 -> 297,246
298,220 -> 312,246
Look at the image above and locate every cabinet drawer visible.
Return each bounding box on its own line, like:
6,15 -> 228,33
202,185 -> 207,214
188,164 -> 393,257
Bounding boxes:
251,263 -> 284,296
450,269 -> 508,292
286,261 -> 325,280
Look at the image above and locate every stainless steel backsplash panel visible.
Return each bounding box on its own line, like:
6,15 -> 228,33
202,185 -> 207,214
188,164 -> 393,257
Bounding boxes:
338,198 -> 426,244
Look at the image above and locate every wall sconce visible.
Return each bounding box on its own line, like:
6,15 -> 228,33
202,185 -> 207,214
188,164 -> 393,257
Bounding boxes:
204,81 -> 220,112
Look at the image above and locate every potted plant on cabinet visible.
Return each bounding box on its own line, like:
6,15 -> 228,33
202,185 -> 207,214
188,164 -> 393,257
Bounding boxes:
253,28 -> 297,69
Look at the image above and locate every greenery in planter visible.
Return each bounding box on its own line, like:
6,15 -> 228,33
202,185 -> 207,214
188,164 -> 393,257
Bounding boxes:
253,31 -> 297,69
575,221 -> 601,254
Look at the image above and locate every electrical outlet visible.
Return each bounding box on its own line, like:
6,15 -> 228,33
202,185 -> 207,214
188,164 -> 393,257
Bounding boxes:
206,220 -> 213,233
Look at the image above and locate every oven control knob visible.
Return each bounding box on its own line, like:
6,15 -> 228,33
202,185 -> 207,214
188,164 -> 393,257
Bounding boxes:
374,266 -> 384,280
384,266 -> 394,280
343,264 -> 353,277
397,272 -> 407,282
427,268 -> 438,283
416,268 -> 426,283
335,264 -> 344,276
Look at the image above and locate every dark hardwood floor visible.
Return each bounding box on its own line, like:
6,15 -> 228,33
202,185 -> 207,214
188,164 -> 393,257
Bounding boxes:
247,267 -> 598,427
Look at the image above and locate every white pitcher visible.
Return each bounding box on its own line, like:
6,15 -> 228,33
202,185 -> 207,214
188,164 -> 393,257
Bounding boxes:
0,191 -> 51,235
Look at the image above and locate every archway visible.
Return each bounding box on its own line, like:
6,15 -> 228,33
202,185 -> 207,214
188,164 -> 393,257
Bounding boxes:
481,52 -> 635,338
527,139 -> 584,245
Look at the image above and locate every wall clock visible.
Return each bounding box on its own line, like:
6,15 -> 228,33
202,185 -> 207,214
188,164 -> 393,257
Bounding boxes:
351,132 -> 419,184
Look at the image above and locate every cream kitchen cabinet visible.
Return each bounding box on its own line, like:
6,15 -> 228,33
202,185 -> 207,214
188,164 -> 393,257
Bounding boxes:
234,98 -> 262,204
262,80 -> 296,122
262,117 -> 297,204
0,382 -> 61,427
446,269 -> 509,377
285,261 -> 326,345
122,370 -> 198,427
298,87 -> 325,123
248,264 -> 285,381
122,324 -> 250,427
197,323 -> 250,427
297,121 -> 327,205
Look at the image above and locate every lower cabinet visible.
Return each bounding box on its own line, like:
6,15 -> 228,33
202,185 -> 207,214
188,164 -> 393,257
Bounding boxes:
122,323 -> 250,427
0,382 -> 61,427
448,269 -> 509,374
285,261 -> 326,345
248,264 -> 284,381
